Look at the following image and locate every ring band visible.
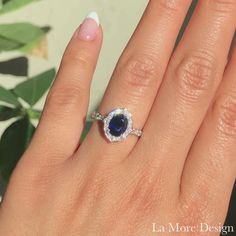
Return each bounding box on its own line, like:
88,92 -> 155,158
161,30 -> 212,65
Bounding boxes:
91,108 -> 142,142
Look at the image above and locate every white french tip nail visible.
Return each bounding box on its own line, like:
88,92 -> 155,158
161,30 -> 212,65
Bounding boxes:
86,11 -> 100,26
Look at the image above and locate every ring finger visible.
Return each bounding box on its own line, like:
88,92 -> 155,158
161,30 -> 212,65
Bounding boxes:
78,0 -> 192,164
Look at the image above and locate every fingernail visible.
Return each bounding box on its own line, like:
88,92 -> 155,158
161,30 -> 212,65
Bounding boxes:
77,11 -> 99,41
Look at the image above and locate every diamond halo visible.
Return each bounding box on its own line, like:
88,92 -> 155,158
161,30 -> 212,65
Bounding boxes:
91,108 -> 142,143
103,108 -> 133,142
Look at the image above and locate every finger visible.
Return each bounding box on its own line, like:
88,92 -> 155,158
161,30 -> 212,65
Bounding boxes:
180,43 -> 236,224
133,0 -> 236,187
25,12 -> 103,163
78,0 -> 192,165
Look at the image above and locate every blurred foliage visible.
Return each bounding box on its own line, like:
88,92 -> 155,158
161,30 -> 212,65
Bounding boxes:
0,69 -> 56,182
0,23 -> 50,53
0,57 -> 28,76
0,0 -> 39,15
13,69 -> 55,106
0,117 -> 35,180
0,0 -> 55,183
0,0 -> 91,184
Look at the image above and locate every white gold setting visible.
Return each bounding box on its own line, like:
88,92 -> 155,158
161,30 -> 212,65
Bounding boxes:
91,108 -> 142,143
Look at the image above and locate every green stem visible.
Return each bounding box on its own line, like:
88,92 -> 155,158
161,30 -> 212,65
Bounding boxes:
26,108 -> 42,120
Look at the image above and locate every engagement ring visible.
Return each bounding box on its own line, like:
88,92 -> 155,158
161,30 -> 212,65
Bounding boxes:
92,108 -> 142,143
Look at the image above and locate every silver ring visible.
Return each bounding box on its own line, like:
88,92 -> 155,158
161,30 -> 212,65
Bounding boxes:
91,108 -> 142,143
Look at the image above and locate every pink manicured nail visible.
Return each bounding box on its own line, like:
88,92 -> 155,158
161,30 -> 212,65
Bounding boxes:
77,11 -> 99,41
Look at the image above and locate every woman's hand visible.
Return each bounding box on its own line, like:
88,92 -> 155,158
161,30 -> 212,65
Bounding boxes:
0,1 -> 235,235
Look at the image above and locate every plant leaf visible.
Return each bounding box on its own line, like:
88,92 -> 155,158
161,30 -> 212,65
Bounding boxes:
0,105 -> 22,121
80,121 -> 92,143
0,36 -> 22,51
0,0 -> 39,15
0,117 -> 35,181
0,23 -> 47,52
0,57 -> 28,76
0,23 -> 44,44
0,86 -> 20,106
3,0 -> 11,3
19,26 -> 51,56
0,174 -> 6,196
14,68 -> 56,106
20,35 -> 48,57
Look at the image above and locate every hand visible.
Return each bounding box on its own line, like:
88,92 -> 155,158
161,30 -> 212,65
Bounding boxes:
0,1 -> 235,235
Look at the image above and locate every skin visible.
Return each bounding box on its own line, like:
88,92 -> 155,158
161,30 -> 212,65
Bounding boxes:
0,0 -> 235,235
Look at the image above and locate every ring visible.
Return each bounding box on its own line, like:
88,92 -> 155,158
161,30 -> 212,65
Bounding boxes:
91,108 -> 142,143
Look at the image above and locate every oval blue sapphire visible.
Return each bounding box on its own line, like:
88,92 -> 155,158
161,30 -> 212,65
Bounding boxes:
108,114 -> 128,137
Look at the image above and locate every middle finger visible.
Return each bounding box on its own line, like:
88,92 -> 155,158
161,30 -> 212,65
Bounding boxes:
134,0 -> 236,188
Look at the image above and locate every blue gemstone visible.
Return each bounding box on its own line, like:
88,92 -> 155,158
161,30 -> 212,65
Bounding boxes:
109,114 -> 128,137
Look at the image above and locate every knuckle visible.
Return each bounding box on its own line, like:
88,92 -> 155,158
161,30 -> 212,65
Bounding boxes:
11,161 -> 59,207
210,0 -> 236,14
159,0 -> 182,11
128,178 -> 156,211
116,54 -> 159,91
178,191 -> 209,227
173,51 -> 216,103
212,94 -> 236,138
77,168 -> 114,208
62,50 -> 91,70
46,84 -> 85,113
126,166 -> 167,213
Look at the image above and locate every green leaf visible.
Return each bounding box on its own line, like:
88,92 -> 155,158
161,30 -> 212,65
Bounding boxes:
0,105 -> 22,121
0,86 -> 20,106
19,35 -> 44,53
0,57 -> 28,76
0,0 -> 39,15
0,174 -> 6,195
0,23 -> 47,52
0,22 -> 44,44
0,36 -> 22,51
19,27 -> 51,54
80,121 -> 92,143
0,117 -> 35,181
14,69 -> 56,106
